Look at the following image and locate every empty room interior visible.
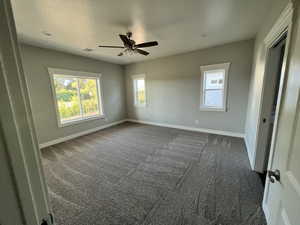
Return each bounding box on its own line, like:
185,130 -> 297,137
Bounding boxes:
2,0 -> 300,225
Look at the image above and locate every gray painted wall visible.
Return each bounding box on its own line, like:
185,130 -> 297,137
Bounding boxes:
125,40 -> 254,134
244,0 -> 289,170
20,39 -> 254,145
20,44 -> 126,144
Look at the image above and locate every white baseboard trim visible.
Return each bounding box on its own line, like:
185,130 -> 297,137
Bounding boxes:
127,119 -> 245,138
262,201 -> 270,224
39,119 -> 127,149
39,118 -> 245,149
244,136 -> 255,170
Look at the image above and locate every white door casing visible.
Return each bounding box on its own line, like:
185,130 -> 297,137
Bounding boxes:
263,1 -> 300,225
0,0 -> 52,224
254,2 -> 294,173
0,62 -> 24,225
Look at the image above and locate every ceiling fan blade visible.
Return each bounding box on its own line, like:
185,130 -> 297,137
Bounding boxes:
118,52 -> 124,56
119,34 -> 132,47
136,49 -> 149,56
135,41 -> 158,48
99,45 -> 124,48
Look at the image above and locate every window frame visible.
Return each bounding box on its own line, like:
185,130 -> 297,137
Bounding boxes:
131,74 -> 147,107
200,63 -> 230,112
48,68 -> 105,127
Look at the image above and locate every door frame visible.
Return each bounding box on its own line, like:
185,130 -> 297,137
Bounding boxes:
258,2 -> 294,222
0,62 -> 25,225
253,2 -> 294,173
0,0 -> 52,224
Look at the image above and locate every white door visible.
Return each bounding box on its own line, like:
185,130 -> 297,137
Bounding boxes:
0,0 -> 52,224
0,115 -> 24,225
256,37 -> 286,173
263,7 -> 300,225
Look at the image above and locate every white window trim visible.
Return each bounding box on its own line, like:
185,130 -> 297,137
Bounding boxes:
131,74 -> 147,107
200,62 -> 230,112
48,67 -> 105,128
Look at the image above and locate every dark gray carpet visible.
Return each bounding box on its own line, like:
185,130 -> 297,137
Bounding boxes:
41,122 -> 266,225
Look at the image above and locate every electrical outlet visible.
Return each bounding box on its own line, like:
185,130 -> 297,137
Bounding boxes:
195,120 -> 199,125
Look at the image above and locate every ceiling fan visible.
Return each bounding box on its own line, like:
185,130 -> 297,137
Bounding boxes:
99,32 -> 158,56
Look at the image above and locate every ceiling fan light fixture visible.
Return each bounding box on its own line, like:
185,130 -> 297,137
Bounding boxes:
42,31 -> 52,37
99,32 -> 158,57
122,49 -> 136,55
83,48 -> 93,52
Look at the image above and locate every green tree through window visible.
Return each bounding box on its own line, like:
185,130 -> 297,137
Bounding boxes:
53,74 -> 102,125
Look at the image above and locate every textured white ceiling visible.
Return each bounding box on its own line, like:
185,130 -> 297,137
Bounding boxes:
11,0 -> 272,65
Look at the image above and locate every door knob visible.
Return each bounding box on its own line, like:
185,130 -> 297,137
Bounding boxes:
268,169 -> 280,183
41,219 -> 48,225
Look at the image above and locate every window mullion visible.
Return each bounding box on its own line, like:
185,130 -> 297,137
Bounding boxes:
95,79 -> 101,114
77,78 -> 83,118
204,88 -> 223,91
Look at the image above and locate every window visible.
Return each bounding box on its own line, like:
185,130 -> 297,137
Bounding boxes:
48,68 -> 104,127
200,63 -> 230,111
132,74 -> 146,107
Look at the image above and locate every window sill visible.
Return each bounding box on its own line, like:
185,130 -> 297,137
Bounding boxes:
134,104 -> 147,108
58,114 -> 105,128
199,107 -> 227,112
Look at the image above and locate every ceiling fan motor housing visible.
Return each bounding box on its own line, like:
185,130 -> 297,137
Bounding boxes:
126,32 -> 133,38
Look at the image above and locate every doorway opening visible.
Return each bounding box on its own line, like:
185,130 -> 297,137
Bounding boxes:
258,32 -> 287,184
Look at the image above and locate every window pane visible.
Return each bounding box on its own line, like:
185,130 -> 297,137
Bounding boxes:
79,78 -> 100,117
204,89 -> 223,108
53,75 -> 81,123
136,79 -> 145,105
204,70 -> 225,89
